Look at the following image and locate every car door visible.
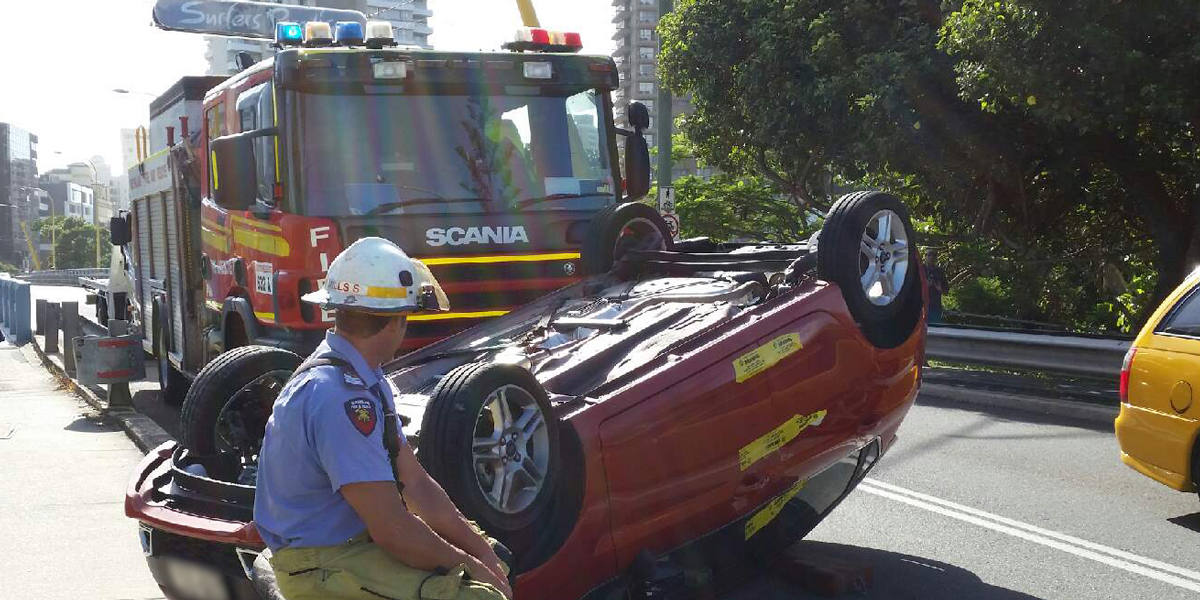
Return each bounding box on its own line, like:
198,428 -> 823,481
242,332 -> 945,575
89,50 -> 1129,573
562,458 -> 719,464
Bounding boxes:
1123,281 -> 1200,479
597,333 -> 785,567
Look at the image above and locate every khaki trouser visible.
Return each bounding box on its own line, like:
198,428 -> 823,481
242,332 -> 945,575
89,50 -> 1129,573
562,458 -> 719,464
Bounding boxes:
269,533 -> 507,600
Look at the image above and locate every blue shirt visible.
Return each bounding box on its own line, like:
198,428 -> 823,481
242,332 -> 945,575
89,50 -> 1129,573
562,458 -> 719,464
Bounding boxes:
254,331 -> 407,552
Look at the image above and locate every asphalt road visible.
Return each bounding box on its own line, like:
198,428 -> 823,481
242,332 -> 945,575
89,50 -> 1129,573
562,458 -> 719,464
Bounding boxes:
784,396 -> 1200,599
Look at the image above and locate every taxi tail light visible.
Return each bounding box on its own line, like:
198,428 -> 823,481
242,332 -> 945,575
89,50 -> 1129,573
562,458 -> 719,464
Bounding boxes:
1119,347 -> 1137,404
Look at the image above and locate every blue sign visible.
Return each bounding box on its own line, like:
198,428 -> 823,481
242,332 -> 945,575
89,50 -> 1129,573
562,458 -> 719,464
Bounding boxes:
153,0 -> 366,40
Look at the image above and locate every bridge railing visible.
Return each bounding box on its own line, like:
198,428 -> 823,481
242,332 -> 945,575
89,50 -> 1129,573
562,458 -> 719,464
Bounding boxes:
927,325 -> 1129,380
0,274 -> 32,345
13,268 -> 109,286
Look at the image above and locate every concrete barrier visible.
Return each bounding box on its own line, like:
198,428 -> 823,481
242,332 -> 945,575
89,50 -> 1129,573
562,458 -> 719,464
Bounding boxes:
0,275 -> 32,345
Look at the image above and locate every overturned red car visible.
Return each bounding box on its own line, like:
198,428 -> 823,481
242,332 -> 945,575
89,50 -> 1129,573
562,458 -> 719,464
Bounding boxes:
126,191 -> 926,600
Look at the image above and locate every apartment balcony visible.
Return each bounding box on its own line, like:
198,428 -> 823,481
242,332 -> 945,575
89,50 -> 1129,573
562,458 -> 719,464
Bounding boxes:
612,0 -> 629,7
612,7 -> 630,22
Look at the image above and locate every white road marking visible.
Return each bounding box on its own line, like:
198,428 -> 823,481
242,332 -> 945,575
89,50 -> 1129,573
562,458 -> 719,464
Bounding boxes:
859,478 -> 1200,593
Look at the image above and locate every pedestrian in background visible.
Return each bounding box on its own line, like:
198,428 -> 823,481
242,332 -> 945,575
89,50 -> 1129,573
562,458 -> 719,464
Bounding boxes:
924,249 -> 949,324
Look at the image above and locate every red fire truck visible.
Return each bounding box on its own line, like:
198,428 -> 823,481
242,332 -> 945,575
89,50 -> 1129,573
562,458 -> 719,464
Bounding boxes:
118,6 -> 658,404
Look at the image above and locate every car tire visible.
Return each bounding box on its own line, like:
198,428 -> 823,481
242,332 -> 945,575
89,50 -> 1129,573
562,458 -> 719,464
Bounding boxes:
419,363 -> 560,545
180,345 -> 301,455
154,299 -> 190,406
817,191 -> 923,349
581,202 -> 674,275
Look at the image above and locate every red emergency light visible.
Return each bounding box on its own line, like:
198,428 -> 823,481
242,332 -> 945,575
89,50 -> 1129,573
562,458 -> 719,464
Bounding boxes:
504,27 -> 583,53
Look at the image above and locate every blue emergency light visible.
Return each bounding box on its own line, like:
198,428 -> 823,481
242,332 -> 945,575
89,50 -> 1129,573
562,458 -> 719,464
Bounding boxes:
275,22 -> 303,46
334,21 -> 365,46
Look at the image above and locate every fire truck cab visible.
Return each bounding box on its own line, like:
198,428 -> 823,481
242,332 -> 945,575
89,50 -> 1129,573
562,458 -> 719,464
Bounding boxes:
121,19 -> 650,403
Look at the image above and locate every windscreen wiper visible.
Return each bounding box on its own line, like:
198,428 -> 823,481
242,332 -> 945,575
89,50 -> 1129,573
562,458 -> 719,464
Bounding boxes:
363,197 -> 489,217
513,192 -> 611,210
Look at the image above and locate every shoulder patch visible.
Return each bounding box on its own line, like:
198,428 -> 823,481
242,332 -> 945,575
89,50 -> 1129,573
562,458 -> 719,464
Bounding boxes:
344,398 -> 377,436
343,373 -> 364,386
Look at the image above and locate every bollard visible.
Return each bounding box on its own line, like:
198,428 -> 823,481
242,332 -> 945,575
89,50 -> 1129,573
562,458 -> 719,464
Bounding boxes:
106,319 -> 133,408
35,299 -> 47,335
61,302 -> 79,375
44,303 -> 60,354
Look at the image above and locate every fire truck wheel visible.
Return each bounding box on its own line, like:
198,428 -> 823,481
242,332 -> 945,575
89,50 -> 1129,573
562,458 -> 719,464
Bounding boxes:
817,191 -> 923,349
180,345 -> 302,456
419,363 -> 560,554
154,304 -> 190,406
581,202 -> 674,275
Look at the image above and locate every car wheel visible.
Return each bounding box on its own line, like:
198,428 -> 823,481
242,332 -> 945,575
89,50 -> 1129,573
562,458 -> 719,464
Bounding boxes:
581,202 -> 674,275
419,363 -> 560,540
180,345 -> 301,459
817,191 -> 923,348
154,300 -> 190,406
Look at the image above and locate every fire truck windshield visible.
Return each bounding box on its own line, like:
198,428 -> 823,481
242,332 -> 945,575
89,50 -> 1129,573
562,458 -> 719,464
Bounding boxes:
294,86 -> 613,216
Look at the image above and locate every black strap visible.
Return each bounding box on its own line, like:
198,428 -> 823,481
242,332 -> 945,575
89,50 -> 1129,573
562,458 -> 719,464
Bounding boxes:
289,357 -> 406,498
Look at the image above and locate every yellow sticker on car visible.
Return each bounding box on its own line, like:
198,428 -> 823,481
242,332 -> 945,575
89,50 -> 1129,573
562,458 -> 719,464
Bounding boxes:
733,333 -> 802,383
739,409 -> 827,471
745,478 -> 807,540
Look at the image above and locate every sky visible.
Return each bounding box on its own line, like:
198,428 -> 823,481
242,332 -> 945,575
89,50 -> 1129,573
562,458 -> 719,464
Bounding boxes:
0,0 -> 616,176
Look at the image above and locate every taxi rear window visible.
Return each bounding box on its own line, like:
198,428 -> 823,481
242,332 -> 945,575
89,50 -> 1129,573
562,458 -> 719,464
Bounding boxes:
1156,283 -> 1200,337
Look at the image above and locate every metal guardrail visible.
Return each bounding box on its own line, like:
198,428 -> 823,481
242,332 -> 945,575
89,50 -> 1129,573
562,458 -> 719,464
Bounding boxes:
927,325 -> 1130,380
0,274 -> 32,344
13,268 -> 109,286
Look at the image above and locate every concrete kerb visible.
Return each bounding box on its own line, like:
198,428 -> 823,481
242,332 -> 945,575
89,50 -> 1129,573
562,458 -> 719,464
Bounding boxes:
918,382 -> 1119,427
23,326 -> 170,454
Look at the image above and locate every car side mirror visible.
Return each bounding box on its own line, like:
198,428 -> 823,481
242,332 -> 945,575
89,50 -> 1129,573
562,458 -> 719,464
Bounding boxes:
211,128 -> 275,211
623,102 -> 652,201
109,214 -> 131,246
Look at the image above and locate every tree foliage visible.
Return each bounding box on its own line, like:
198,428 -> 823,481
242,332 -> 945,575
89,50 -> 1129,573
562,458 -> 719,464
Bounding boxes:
659,0 -> 1200,330
31,216 -> 106,270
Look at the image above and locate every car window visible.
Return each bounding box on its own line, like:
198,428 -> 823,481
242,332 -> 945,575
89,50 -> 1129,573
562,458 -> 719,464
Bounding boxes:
1156,284 -> 1200,337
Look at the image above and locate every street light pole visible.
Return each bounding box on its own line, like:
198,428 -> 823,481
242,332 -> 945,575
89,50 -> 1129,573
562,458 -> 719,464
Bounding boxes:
656,0 -> 674,192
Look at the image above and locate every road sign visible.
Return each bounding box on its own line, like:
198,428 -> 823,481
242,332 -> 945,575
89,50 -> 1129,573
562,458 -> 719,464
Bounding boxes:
658,186 -> 676,214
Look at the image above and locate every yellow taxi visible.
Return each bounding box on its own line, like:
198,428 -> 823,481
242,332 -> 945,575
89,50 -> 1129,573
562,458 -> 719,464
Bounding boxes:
1116,269 -> 1200,494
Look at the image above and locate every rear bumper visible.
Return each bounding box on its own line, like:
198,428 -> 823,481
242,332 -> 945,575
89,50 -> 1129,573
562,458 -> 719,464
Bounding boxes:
1115,402 -> 1198,492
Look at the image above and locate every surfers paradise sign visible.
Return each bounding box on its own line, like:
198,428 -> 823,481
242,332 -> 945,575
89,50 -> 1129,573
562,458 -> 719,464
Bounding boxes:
152,0 -> 366,40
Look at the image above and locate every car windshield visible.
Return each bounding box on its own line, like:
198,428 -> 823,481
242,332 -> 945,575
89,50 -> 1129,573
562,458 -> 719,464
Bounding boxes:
294,86 -> 613,216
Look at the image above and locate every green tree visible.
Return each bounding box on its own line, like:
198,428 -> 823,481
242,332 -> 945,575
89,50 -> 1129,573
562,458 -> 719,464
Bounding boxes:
675,173 -> 813,242
659,0 -> 1200,329
32,216 -> 107,270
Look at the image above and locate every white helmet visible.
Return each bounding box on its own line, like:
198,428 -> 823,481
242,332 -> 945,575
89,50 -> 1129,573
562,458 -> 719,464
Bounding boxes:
301,237 -> 449,314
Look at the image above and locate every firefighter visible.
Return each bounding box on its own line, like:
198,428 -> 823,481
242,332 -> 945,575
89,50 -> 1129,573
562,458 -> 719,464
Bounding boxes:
254,237 -> 513,600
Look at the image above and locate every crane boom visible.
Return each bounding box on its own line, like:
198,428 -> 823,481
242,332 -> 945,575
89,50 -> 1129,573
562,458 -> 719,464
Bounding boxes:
19,221 -> 40,271
514,0 -> 540,27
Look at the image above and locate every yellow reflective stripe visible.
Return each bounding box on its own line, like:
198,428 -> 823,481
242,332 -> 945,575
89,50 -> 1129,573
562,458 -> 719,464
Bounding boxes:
366,286 -> 408,299
233,227 -> 291,257
408,310 -> 509,322
230,214 -> 283,232
211,150 -> 219,189
419,252 -> 581,266
745,479 -> 807,540
271,84 -> 280,183
254,311 -> 275,322
202,228 -> 229,252
205,300 -> 222,311
200,217 -> 227,233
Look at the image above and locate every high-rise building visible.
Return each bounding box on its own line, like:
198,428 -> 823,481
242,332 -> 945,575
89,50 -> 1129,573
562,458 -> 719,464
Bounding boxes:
611,0 -> 703,181
203,0 -> 433,76
0,123 -> 39,267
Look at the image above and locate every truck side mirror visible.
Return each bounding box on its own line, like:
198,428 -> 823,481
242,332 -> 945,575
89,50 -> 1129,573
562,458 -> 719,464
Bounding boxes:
211,128 -> 275,211
623,102 -> 652,201
110,214 -> 131,246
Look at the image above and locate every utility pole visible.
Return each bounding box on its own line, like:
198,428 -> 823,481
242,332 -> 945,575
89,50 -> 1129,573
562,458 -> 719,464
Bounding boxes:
656,0 -> 674,190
